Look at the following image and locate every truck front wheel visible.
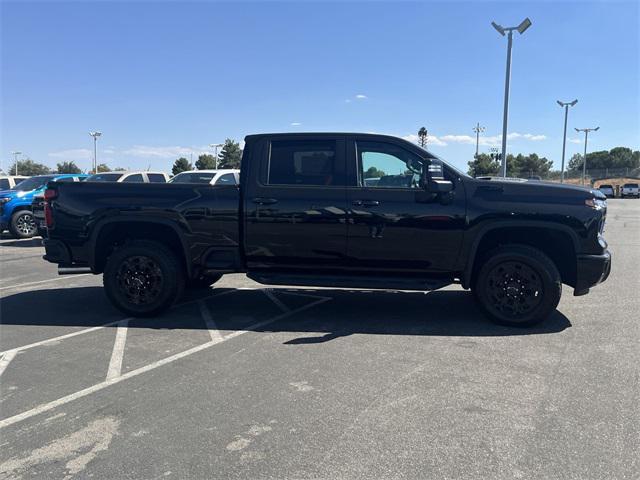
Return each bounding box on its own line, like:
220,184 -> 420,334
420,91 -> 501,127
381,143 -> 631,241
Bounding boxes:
10,210 -> 37,239
472,245 -> 562,327
103,240 -> 185,317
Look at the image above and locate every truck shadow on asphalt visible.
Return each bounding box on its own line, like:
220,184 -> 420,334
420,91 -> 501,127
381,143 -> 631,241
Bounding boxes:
0,286 -> 571,339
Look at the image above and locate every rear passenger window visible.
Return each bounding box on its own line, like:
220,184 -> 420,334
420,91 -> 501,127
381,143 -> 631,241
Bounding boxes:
123,174 -> 144,183
0,179 -> 9,190
147,173 -> 167,183
268,140 -> 343,186
216,173 -> 237,185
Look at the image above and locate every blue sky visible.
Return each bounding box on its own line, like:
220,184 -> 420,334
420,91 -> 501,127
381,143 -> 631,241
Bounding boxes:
1,0 -> 638,174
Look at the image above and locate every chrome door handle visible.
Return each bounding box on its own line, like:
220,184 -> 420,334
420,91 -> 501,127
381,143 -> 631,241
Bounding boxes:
252,197 -> 278,205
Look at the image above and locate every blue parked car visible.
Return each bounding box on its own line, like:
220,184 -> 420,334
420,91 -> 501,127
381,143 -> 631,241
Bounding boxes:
0,174 -> 88,238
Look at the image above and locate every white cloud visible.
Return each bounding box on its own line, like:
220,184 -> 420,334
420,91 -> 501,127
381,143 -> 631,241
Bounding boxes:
355,94 -> 368,100
122,145 -> 209,159
346,94 -> 368,103
401,131 -> 547,149
402,134 -> 448,147
568,138 -> 582,144
290,122 -> 302,126
48,148 -> 92,160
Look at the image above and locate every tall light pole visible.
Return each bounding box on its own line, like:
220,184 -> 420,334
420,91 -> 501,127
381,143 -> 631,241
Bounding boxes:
11,151 -> 22,176
575,127 -> 599,185
89,131 -> 102,174
472,123 -> 485,157
492,17 -> 532,177
209,143 -> 223,169
557,99 -> 578,183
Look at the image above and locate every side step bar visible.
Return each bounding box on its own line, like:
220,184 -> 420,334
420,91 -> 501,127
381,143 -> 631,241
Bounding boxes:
247,272 -> 452,292
58,267 -> 92,275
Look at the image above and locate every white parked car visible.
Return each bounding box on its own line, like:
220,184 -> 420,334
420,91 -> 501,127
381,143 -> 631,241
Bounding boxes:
621,183 -> 639,198
169,169 -> 240,186
0,176 -> 29,190
598,184 -> 615,198
85,171 -> 170,183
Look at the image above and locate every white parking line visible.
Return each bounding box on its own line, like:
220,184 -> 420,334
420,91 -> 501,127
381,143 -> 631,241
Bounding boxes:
198,301 -> 223,342
0,274 -> 93,292
0,295 -> 331,429
0,289 -> 237,356
105,320 -> 129,381
263,289 -> 291,313
0,350 -> 17,377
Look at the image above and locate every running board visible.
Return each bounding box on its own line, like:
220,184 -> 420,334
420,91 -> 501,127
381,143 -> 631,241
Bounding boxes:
247,272 -> 451,292
58,267 -> 92,275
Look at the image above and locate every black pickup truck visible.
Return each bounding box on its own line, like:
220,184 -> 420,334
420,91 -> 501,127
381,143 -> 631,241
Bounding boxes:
42,133 -> 611,326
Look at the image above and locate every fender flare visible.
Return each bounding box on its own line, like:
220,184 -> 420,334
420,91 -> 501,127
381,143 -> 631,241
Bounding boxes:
88,215 -> 193,276
461,220 -> 581,288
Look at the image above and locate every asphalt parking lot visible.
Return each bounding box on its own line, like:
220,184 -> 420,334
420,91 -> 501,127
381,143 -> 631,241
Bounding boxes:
0,200 -> 638,480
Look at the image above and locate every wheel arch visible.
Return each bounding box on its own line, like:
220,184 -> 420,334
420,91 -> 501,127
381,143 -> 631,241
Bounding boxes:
89,217 -> 192,276
462,221 -> 580,289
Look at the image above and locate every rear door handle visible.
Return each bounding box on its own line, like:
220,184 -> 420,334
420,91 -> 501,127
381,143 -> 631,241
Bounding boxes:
252,197 -> 278,205
353,200 -> 380,207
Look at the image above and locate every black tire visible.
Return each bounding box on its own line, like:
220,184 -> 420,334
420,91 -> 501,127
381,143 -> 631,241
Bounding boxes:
9,210 -> 37,239
472,245 -> 562,327
103,240 -> 185,317
186,273 -> 223,289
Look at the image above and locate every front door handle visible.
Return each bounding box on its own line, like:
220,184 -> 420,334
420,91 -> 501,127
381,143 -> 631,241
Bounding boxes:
353,200 -> 380,207
252,197 -> 278,205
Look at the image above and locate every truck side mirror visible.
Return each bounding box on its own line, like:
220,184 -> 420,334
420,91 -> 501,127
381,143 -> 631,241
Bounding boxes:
423,159 -> 453,193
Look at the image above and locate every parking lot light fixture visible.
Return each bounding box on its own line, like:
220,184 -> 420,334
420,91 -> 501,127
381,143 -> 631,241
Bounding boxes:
209,143 -> 224,169
492,17 -> 533,177
89,131 -> 102,174
11,151 -> 22,176
575,126 -> 599,185
557,99 -> 578,183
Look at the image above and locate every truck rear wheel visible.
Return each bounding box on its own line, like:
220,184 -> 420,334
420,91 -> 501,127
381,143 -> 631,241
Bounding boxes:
472,245 -> 561,327
9,210 -> 37,239
103,240 -> 184,317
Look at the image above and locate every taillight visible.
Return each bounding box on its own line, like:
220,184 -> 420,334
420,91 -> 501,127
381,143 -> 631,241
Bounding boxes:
44,188 -> 58,228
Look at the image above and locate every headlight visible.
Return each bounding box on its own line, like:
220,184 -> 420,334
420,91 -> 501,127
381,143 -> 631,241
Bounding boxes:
585,198 -> 606,210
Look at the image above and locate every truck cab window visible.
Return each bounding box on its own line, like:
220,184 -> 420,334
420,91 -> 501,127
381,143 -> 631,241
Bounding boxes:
357,141 -> 423,189
216,173 -> 237,185
268,140 -> 343,186
123,174 -> 144,183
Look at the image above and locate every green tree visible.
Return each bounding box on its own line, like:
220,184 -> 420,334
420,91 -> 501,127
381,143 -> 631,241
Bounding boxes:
8,159 -> 51,176
96,163 -> 112,173
195,154 -> 216,170
56,161 -> 82,174
172,157 -> 192,175
217,139 -> 242,169
364,166 -> 386,178
467,153 -> 500,177
510,153 -> 554,177
417,127 -> 428,148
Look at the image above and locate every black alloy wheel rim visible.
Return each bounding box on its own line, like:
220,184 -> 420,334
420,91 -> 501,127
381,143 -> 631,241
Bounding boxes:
485,261 -> 543,318
116,255 -> 164,305
16,213 -> 36,236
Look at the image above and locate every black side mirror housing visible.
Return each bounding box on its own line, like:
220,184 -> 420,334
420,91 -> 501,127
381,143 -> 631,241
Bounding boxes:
422,159 -> 454,193
427,178 -> 454,193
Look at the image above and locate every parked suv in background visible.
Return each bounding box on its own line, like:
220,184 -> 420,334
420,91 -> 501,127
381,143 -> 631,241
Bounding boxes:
598,184 -> 615,198
169,169 -> 240,185
0,174 -> 88,238
0,176 -> 29,190
621,183 -> 639,198
85,171 -> 170,183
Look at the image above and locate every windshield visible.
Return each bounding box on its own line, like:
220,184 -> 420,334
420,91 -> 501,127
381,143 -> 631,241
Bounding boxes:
169,172 -> 216,184
11,175 -> 57,191
599,185 -> 613,189
86,173 -> 124,182
624,183 -> 638,188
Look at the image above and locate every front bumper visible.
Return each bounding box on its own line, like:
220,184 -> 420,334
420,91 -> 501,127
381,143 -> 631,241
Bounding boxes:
574,250 -> 612,296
